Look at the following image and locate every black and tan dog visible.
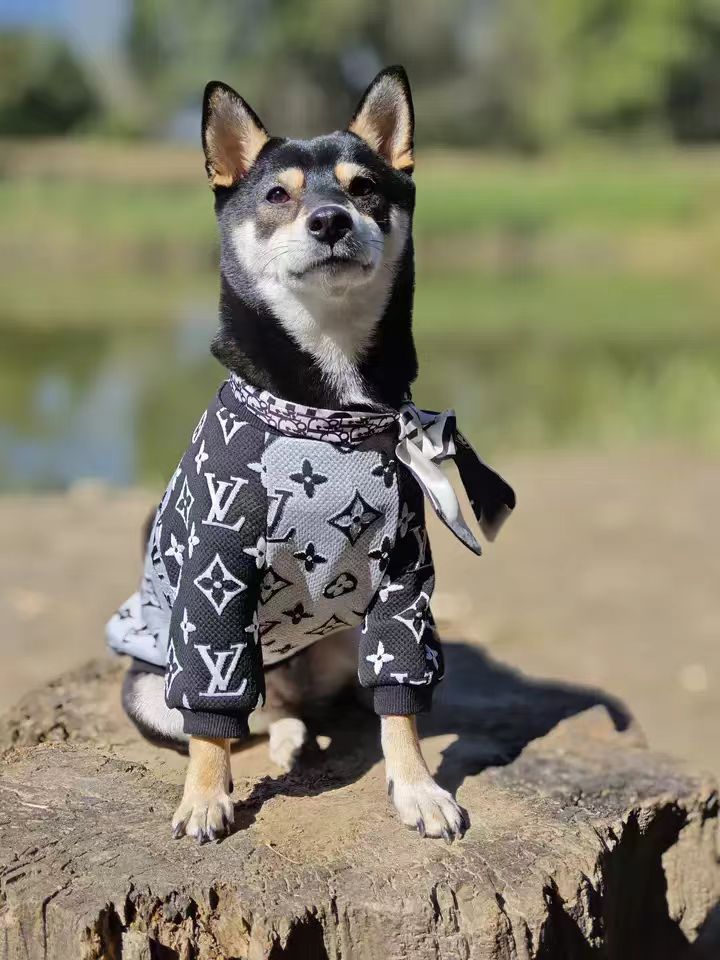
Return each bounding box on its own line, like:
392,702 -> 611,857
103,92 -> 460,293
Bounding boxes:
111,66 -> 512,844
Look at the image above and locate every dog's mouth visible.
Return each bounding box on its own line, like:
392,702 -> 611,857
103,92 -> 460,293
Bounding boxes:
288,254 -> 372,280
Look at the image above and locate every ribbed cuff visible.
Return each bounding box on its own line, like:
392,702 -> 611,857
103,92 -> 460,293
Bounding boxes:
180,709 -> 249,739
373,685 -> 433,716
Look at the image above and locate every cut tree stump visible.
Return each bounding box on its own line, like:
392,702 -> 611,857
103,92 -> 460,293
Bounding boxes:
0,646 -> 718,960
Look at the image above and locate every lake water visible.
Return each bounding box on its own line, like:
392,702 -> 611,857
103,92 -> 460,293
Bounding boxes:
2,288 -> 719,492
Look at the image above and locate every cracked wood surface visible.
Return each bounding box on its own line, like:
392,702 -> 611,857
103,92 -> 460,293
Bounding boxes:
0,656 -> 719,959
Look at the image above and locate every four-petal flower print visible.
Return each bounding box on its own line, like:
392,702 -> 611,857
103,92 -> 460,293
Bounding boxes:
366,640 -> 395,676
398,502 -> 415,538
289,458 -> 328,498
371,452 -> 397,488
368,536 -> 393,572
283,602 -> 313,625
292,542 -> 327,572
243,535 -> 267,569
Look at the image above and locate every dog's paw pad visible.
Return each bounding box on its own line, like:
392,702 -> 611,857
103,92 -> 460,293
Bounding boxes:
171,790 -> 234,843
269,718 -> 308,773
390,777 -> 468,840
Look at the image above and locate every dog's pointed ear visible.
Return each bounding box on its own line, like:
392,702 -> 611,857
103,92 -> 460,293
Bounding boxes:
202,81 -> 270,189
348,66 -> 414,174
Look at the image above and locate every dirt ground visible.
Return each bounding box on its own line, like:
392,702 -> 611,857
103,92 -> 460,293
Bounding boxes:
2,450 -> 719,781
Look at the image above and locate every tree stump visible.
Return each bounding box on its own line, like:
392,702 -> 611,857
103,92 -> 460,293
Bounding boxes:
0,646 -> 718,959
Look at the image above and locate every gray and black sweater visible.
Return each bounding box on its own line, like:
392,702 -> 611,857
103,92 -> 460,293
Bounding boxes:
107,375 -> 514,739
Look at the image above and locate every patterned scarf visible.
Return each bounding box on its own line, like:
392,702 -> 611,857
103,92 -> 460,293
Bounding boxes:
230,374 -> 515,554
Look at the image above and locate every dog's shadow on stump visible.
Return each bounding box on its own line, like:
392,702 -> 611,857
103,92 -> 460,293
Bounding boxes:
234,639 -> 631,823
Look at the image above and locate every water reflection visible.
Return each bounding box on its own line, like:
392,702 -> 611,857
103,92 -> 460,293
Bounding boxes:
2,300 -> 719,491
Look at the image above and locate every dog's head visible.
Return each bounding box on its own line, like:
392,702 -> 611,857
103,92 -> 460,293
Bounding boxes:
202,66 -> 414,328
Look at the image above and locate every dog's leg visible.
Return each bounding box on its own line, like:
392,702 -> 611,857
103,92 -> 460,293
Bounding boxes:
172,736 -> 233,843
381,715 -> 468,841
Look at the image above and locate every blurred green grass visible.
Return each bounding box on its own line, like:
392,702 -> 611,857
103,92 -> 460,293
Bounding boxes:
2,141 -> 720,458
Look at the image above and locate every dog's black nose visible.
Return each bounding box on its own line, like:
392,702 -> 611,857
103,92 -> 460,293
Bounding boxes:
307,205 -> 353,246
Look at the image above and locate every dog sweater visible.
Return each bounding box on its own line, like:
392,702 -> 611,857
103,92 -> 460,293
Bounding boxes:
106,375 -> 515,739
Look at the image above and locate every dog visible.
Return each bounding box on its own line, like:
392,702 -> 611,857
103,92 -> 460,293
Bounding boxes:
106,66 -> 514,844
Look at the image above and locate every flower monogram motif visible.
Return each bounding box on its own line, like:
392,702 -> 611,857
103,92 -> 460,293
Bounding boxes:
368,536 -> 393,572
398,502 -> 415,538
191,410 -> 207,443
165,639 -> 183,695
193,554 -> 246,615
366,640 -> 395,676
282,602 -> 313,625
378,575 -> 404,603
174,476 -> 194,529
323,572 -> 358,599
328,490 -> 383,545
194,438 -> 209,475
180,607 -> 196,645
259,567 -> 292,604
425,644 -> 440,670
371,451 -> 397,488
243,535 -> 267,569
306,614 -> 349,637
289,458 -> 328,498
244,610 -> 260,643
164,532 -> 185,567
187,522 -> 200,559
293,542 -> 327,572
393,592 -> 431,643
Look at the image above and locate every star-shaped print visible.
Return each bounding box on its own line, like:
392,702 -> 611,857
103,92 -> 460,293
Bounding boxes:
193,553 -> 246,615
306,614 -> 349,638
174,476 -> 194,529
328,490 -> 383,545
165,638 -> 183,695
259,567 -> 292,605
393,592 -> 431,643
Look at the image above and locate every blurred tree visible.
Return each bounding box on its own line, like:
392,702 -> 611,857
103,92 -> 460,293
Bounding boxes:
0,32 -> 99,136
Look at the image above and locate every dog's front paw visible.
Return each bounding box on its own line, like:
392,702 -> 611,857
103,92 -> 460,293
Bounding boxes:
389,776 -> 469,841
172,788 -> 234,844
268,717 -> 308,772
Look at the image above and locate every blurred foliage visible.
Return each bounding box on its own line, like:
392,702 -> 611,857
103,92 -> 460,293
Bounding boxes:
4,0 -> 720,145
0,31 -> 98,136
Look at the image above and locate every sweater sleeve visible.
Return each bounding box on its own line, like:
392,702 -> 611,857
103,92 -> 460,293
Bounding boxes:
162,398 -> 268,739
357,472 -> 444,716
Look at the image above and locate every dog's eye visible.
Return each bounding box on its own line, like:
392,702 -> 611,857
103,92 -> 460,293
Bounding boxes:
348,176 -> 375,198
266,186 -> 291,204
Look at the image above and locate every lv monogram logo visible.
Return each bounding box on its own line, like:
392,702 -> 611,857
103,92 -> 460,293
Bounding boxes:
195,643 -> 247,698
203,473 -> 248,531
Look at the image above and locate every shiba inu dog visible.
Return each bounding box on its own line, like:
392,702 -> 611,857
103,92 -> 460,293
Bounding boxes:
110,66 -> 514,845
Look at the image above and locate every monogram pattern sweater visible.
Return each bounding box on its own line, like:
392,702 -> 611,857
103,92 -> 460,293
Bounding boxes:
107,376 -> 514,739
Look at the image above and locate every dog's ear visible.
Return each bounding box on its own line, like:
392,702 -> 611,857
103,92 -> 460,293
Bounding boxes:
202,81 -> 269,189
348,66 -> 414,174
